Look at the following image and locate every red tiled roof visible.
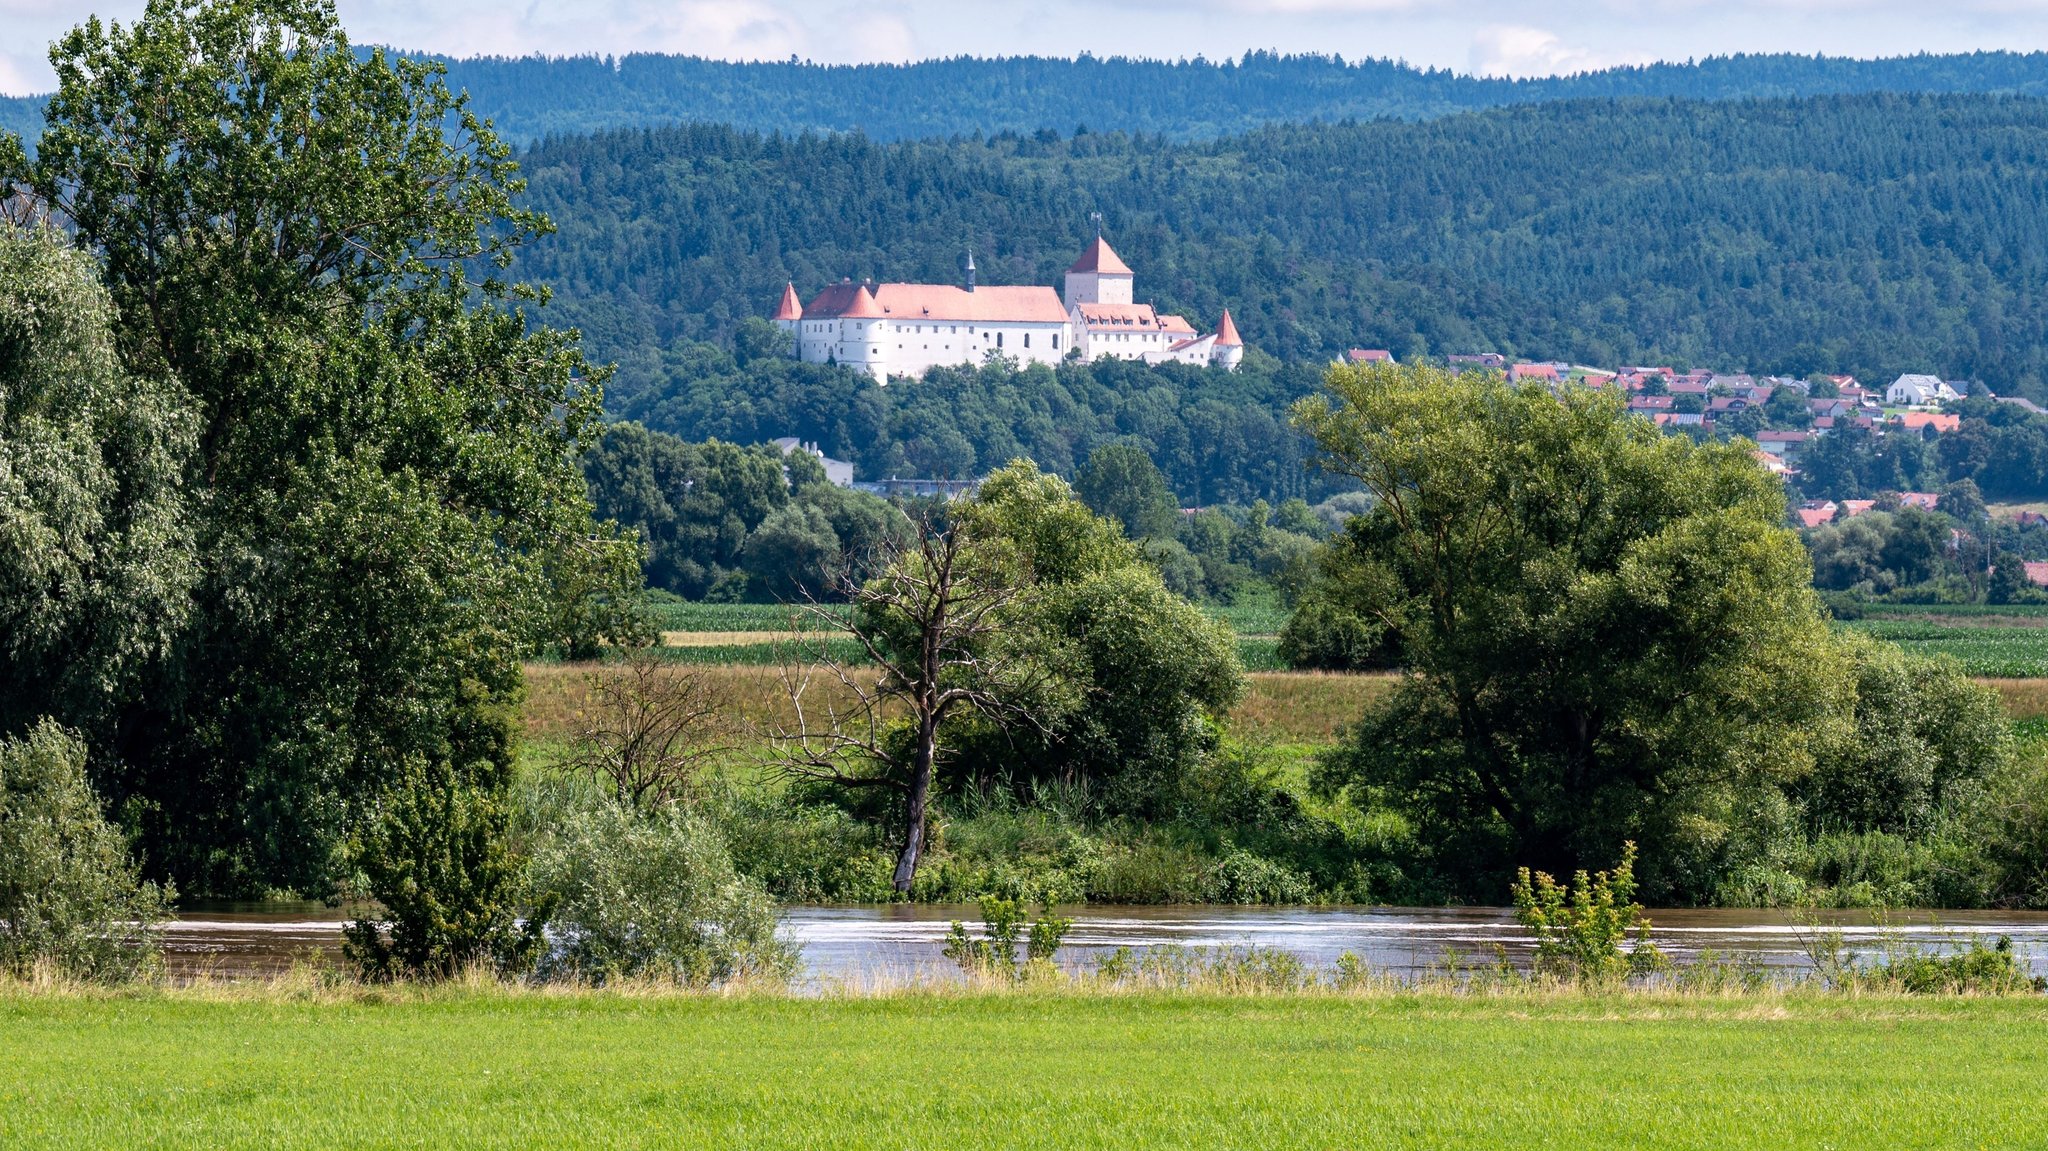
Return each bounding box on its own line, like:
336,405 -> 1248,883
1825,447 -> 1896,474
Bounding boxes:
1841,500 -> 1877,517
1068,237 -> 1133,276
1893,412 -> 1961,433
879,284 -> 1067,323
773,282 -> 802,321
1898,492 -> 1940,509
1215,308 -> 1242,347
2027,562 -> 2048,587
1798,504 -> 1838,528
1348,348 -> 1392,363
803,282 -> 885,319
1077,302 -> 1170,329
1757,431 -> 1808,443
809,282 -> 1065,324
1512,363 -> 1559,379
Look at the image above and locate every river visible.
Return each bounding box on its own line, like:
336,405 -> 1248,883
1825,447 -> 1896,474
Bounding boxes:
163,903 -> 2048,982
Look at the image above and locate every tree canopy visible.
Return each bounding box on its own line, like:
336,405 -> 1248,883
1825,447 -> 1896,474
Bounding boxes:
1,0 -> 637,897
1296,364 -> 1846,898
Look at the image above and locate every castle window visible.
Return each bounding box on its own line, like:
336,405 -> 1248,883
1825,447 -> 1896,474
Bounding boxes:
997,333 -> 1005,348
1053,334 -> 1060,349
1023,334 -> 1031,348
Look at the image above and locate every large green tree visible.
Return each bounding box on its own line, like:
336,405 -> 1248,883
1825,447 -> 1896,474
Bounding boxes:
1295,363 -> 1845,899
5,0 -> 637,896
0,226 -> 194,741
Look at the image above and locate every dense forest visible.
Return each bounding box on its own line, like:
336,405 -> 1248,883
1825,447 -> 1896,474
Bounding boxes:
14,49 -> 2048,144
514,93 -> 2048,401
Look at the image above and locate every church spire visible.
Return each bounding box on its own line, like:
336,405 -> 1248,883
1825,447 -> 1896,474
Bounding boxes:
964,247 -> 976,293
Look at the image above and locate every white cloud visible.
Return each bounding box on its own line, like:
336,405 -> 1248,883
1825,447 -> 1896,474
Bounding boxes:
1469,23 -> 1638,77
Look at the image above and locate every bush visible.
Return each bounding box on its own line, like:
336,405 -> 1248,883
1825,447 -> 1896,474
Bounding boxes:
943,895 -> 1071,980
1879,936 -> 2046,994
1510,843 -> 1666,983
528,803 -> 798,985
0,721 -> 172,981
344,761 -> 545,981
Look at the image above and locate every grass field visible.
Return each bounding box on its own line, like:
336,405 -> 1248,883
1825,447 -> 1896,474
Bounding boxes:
4,989 -> 2045,1149
524,665 -> 1395,744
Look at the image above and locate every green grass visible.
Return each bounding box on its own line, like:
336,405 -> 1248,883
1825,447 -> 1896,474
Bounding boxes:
5,991 -> 2046,1148
636,636 -> 1288,670
1844,619 -> 2048,677
1202,602 -> 1290,637
642,599 -> 847,632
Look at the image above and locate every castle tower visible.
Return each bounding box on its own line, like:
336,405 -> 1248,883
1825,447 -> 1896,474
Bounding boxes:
772,281 -> 801,353
838,283 -> 889,383
1064,236 -> 1134,308
1213,308 -> 1244,371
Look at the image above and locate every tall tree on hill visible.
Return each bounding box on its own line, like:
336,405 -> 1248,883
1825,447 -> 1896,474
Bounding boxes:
4,0 -> 639,897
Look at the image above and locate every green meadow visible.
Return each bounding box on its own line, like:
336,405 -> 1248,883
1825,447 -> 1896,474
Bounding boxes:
5,989 -> 2046,1149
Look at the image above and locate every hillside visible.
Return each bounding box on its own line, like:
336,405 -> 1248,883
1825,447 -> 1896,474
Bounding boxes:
513,93 -> 2048,401
9,49 -> 2048,145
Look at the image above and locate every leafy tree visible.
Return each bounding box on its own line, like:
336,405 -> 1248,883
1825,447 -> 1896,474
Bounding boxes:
0,226 -> 194,742
1075,441 -> 1181,539
774,508 -> 1057,894
1296,363 -> 1843,898
1800,635 -> 2011,837
13,0 -> 639,895
950,464 -> 1244,814
0,720 -> 173,982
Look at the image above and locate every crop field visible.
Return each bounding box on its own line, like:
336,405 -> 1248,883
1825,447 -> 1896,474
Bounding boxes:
5,990 -> 2046,1149
644,597 -> 1291,639
1844,619 -> 2048,677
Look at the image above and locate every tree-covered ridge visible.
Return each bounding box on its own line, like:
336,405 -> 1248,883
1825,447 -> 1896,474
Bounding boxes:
516,94 -> 2048,401
15,49 -> 2048,145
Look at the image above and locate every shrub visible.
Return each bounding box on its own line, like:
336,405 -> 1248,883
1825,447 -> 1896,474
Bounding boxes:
1204,848 -> 1315,904
344,761 -> 545,981
943,895 -> 1071,980
527,804 -> 798,985
1878,936 -> 2046,995
1510,842 -> 1666,983
0,721 -> 172,981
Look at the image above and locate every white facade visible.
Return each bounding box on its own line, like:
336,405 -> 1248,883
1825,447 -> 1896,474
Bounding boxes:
1886,374 -> 1963,407
773,236 -> 1243,383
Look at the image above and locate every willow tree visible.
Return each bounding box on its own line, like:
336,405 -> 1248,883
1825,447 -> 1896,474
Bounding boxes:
4,0 -> 640,897
1294,363 -> 1845,899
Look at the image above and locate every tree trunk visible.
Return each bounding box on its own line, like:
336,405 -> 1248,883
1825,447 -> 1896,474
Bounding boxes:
892,715 -> 937,895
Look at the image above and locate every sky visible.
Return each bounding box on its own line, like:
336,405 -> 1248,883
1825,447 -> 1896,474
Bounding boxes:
7,0 -> 2048,96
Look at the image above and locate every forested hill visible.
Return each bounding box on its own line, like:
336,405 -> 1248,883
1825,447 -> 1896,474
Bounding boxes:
10,50 -> 2048,144
515,92 -> 2048,401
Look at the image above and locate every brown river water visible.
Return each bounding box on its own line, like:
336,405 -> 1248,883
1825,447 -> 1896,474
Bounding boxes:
166,903 -> 2048,983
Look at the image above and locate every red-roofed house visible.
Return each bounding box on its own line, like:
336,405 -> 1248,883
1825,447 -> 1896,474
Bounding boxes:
1841,500 -> 1877,517
1892,412 -> 1962,434
1898,492 -> 1941,510
1512,363 -> 1560,383
1347,348 -> 1394,364
1798,501 -> 1838,528
2027,562 -> 2048,587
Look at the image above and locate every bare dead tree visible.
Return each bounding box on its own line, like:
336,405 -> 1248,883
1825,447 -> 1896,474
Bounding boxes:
564,649 -> 736,809
772,515 -> 1051,895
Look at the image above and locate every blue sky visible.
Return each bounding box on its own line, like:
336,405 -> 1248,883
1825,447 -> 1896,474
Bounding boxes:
6,0 -> 2048,96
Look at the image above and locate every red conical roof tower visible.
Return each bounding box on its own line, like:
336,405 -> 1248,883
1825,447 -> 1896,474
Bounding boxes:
841,284 -> 884,319
773,282 -> 802,321
1067,236 -> 1133,276
1215,308 -> 1242,347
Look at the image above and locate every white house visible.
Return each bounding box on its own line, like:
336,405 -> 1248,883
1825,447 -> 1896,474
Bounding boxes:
1886,374 -> 1963,407
771,437 -> 855,488
773,236 -> 1242,383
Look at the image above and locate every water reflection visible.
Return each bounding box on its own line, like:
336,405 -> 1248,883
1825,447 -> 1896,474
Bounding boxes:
166,902 -> 2048,982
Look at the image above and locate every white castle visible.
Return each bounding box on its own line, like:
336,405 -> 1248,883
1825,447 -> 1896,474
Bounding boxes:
772,236 -> 1244,384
